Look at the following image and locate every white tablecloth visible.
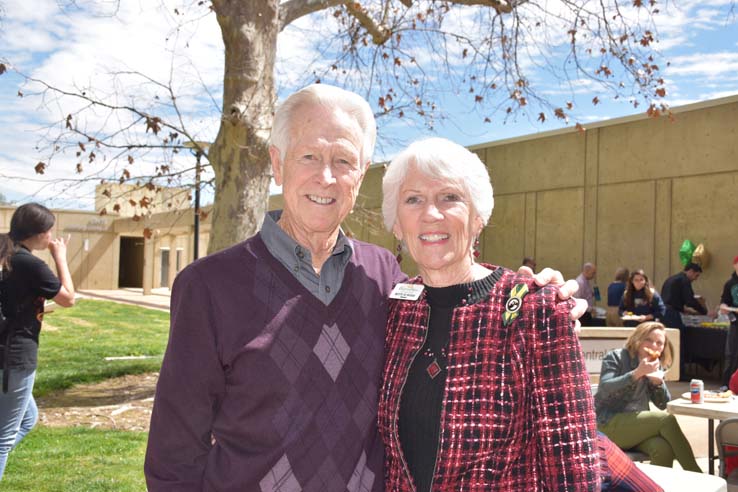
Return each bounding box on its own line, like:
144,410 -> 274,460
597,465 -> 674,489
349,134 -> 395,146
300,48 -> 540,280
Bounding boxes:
635,463 -> 727,492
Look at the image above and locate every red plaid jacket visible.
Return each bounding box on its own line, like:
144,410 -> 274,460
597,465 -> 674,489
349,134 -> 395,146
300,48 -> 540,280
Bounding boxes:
378,267 -> 600,491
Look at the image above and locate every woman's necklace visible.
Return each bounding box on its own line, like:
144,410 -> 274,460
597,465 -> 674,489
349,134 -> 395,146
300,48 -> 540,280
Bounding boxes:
422,345 -> 448,379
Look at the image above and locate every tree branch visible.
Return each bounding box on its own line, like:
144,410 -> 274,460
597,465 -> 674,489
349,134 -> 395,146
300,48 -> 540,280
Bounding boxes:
279,0 -> 345,30
345,2 -> 392,45
446,0 -> 522,14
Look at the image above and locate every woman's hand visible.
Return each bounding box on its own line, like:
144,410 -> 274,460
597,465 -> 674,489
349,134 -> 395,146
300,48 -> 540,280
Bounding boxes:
646,372 -> 664,386
633,356 -> 660,381
48,234 -> 70,259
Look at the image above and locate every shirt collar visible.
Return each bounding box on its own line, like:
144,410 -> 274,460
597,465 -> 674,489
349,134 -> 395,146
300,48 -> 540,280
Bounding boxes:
261,210 -> 353,265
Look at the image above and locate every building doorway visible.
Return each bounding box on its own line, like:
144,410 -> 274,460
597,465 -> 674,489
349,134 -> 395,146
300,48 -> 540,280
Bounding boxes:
119,236 -> 144,288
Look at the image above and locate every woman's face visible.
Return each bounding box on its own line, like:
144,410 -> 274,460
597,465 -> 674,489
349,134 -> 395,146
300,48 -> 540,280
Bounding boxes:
393,166 -> 482,284
29,229 -> 52,250
638,328 -> 666,361
632,274 -> 647,291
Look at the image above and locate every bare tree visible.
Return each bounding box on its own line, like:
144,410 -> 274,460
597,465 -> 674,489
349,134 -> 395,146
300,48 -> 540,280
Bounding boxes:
5,0 -> 673,253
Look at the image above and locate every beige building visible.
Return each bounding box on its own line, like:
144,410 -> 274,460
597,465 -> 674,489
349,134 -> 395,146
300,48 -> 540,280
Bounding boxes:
1,94 -> 737,309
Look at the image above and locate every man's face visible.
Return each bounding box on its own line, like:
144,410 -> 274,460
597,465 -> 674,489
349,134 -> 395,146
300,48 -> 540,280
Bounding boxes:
733,262 -> 738,276
585,265 -> 597,280
270,104 -> 368,238
686,269 -> 701,282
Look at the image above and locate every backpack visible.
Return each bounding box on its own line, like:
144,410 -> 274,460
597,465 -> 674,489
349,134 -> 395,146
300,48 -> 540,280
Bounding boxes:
0,271 -> 15,393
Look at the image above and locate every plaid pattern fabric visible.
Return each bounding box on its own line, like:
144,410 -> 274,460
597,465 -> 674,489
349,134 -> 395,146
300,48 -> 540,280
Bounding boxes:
378,267 -> 600,491
597,432 -> 663,491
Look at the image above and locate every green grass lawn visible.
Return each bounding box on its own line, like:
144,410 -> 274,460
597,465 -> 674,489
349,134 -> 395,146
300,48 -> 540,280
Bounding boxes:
36,298 -> 170,396
1,299 -> 169,489
3,427 -> 148,491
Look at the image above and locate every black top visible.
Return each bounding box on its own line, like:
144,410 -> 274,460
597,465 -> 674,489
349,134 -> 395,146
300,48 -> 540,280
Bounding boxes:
721,272 -> 738,308
398,270 -> 500,492
660,271 -> 706,314
0,246 -> 61,370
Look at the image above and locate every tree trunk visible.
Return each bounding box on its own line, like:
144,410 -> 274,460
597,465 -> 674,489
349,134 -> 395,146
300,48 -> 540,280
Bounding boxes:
207,0 -> 279,254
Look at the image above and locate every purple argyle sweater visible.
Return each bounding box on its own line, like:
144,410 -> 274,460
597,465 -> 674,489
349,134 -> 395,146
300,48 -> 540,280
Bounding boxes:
145,233 -> 404,491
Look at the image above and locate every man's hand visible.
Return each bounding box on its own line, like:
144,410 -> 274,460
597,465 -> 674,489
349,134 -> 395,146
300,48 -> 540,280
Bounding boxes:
517,266 -> 587,333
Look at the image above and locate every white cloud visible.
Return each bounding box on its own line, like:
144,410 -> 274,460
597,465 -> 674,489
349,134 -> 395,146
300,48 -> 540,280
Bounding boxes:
666,52 -> 738,78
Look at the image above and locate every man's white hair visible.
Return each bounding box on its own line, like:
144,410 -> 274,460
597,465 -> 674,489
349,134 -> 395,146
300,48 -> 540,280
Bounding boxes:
382,137 -> 494,232
270,84 -> 377,166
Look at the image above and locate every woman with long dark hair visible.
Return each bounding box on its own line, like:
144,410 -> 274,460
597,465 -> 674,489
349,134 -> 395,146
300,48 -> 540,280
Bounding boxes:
619,269 -> 666,327
0,203 -> 75,479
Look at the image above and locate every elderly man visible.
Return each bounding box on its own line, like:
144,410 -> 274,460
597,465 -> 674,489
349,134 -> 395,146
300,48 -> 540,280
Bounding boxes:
144,84 -> 582,491
576,262 -> 597,325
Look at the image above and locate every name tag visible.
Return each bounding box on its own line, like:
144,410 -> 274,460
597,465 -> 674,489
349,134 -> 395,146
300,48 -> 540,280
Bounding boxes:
389,283 -> 425,301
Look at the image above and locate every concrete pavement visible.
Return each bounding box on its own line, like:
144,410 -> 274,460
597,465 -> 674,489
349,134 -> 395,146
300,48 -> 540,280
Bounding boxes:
77,287 -> 171,311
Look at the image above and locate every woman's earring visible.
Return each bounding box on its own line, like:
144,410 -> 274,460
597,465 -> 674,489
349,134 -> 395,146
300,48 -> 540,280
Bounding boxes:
473,237 -> 480,259
395,242 -> 403,264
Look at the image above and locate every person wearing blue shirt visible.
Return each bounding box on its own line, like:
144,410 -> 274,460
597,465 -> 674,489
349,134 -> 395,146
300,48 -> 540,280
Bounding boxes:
606,267 -> 629,326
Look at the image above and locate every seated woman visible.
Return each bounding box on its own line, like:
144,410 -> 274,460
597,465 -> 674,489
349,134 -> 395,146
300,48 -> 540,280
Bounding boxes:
377,137 -> 600,490
619,270 -> 666,328
595,321 -> 701,472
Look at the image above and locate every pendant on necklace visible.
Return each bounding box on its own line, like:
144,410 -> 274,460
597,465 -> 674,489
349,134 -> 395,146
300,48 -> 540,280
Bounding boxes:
426,359 -> 442,379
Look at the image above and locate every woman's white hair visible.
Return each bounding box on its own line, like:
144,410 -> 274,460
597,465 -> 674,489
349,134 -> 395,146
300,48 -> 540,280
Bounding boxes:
382,137 -> 494,231
270,84 -> 377,166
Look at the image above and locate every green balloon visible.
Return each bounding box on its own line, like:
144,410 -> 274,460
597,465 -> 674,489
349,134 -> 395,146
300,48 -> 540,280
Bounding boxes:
679,239 -> 696,266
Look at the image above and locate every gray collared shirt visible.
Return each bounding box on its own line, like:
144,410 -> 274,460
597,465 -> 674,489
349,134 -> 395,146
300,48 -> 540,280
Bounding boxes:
260,210 -> 353,305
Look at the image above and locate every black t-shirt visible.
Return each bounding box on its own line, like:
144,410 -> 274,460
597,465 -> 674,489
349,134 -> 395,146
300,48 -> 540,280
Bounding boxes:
0,246 -> 61,370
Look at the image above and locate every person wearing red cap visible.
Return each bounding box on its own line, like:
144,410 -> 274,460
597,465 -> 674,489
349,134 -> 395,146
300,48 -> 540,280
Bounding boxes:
720,255 -> 738,389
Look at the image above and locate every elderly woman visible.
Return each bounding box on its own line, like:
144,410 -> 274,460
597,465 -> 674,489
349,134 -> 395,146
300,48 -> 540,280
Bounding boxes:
595,321 -> 701,472
377,138 -> 600,491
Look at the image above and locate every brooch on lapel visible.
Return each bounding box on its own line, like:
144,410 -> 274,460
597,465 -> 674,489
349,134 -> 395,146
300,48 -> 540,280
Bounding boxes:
503,283 -> 529,326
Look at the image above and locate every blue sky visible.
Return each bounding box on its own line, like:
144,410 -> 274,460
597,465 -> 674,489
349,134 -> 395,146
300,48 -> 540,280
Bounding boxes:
0,0 -> 737,210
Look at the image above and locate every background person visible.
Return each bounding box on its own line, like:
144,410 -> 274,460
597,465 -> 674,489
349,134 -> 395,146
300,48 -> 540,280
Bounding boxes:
577,262 -> 598,325
0,204 -> 75,480
661,262 -> 707,329
661,262 -> 707,380
606,267 -> 629,326
595,321 -> 701,472
378,138 -> 599,491
720,255 -> 738,390
618,269 -> 666,328
521,256 -> 536,272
